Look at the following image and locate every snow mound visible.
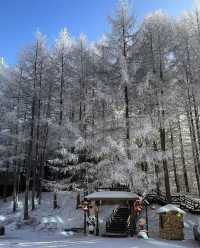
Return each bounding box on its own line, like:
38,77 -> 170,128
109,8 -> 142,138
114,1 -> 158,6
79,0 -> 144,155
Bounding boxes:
156,204 -> 185,214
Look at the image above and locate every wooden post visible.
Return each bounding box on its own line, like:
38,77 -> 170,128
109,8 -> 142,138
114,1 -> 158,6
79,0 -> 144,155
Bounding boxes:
84,210 -> 87,235
95,201 -> 99,236
76,192 -> 80,209
145,205 -> 148,234
82,200 -> 89,235
53,192 -> 58,209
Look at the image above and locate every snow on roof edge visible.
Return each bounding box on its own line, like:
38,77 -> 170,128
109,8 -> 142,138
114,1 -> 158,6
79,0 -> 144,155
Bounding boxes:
86,191 -> 139,200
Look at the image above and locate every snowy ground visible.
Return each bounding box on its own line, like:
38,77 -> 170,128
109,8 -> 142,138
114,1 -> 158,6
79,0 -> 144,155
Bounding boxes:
0,236 -> 199,248
0,192 -> 83,234
0,192 -> 199,247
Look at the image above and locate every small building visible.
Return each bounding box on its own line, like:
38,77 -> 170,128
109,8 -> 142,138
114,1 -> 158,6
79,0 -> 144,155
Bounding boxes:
85,191 -> 139,237
156,204 -> 185,240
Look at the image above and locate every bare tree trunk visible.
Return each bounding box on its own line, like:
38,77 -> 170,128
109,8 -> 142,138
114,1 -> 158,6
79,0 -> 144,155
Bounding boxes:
187,88 -> 200,175
37,77 -> 53,204
102,102 -> 105,145
79,83 -> 82,123
160,126 -> 171,201
153,141 -> 160,194
185,42 -> 200,176
13,162 -> 18,212
124,85 -> 130,159
186,107 -> 200,196
122,22 -> 130,159
91,89 -> 95,148
13,69 -> 23,212
59,54 -> 64,127
33,63 -> 43,209
53,52 -> 64,209
169,122 -> 180,193
3,164 -> 9,202
159,89 -> 171,200
155,164 -> 160,195
191,92 -> 200,152
24,93 -> 36,218
177,117 -> 189,193
24,41 -> 39,220
13,143 -> 20,212
157,32 -> 171,201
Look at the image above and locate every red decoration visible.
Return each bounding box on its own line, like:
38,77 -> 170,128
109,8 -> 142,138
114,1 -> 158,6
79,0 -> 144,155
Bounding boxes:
133,199 -> 143,213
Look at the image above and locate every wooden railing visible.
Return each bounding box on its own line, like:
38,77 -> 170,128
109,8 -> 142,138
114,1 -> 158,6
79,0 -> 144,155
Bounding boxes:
147,191 -> 200,213
106,207 -> 119,229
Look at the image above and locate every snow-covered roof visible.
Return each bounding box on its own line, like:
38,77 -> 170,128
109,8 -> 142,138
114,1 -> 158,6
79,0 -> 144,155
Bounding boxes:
86,191 -> 139,201
156,204 -> 185,214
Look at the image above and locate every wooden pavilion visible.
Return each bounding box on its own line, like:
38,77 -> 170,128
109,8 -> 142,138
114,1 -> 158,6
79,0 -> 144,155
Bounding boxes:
85,191 -> 139,237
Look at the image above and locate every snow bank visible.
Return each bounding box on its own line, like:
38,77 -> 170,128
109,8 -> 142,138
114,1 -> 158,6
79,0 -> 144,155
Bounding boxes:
0,192 -> 83,236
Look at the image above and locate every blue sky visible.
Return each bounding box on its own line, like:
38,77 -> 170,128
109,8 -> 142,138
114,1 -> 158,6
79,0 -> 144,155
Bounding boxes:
0,0 -> 194,64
